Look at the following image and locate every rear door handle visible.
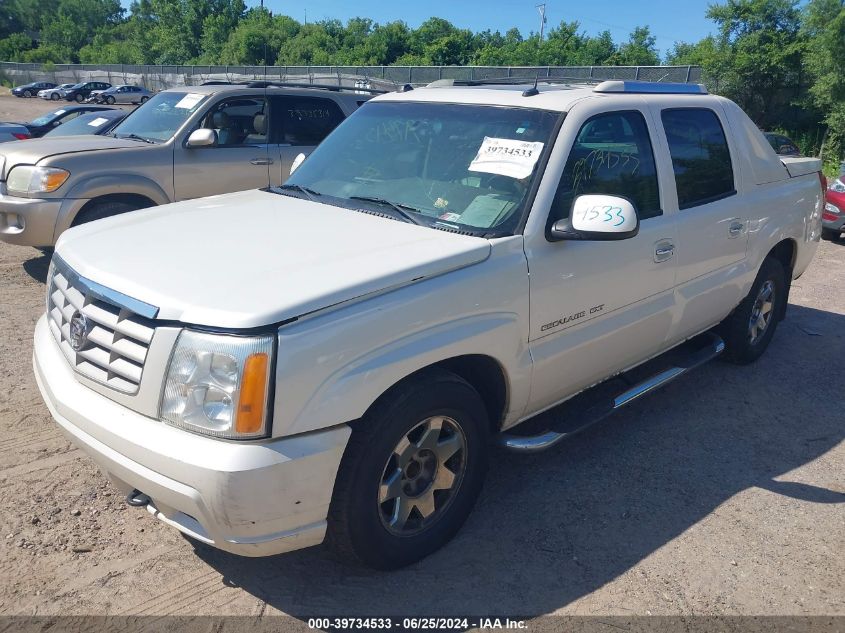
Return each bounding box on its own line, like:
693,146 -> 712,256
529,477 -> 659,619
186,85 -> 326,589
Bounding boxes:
250,157 -> 273,165
729,221 -> 744,237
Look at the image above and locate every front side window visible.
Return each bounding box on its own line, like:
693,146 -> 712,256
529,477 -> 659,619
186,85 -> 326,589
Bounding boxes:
273,96 -> 345,146
661,108 -> 735,209
201,97 -> 268,147
283,101 -> 561,235
550,110 -> 661,224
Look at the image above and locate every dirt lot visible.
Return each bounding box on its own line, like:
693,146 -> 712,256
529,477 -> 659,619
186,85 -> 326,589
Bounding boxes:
0,91 -> 135,126
0,97 -> 842,620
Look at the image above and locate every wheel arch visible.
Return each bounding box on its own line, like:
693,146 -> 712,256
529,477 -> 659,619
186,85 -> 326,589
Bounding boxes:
359,354 -> 510,436
765,238 -> 796,320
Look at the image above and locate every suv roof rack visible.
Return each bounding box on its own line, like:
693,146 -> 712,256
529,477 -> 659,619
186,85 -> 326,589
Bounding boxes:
593,80 -> 708,94
427,77 -> 599,88
244,80 -> 389,94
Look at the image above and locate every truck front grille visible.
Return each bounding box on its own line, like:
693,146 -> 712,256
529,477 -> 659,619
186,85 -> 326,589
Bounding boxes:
46,258 -> 157,394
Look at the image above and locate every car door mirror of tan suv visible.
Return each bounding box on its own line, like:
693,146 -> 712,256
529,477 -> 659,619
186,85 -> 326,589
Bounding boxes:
186,128 -> 218,148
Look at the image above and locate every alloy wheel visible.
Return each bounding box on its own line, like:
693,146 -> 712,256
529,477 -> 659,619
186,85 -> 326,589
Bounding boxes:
748,279 -> 775,344
378,416 -> 467,536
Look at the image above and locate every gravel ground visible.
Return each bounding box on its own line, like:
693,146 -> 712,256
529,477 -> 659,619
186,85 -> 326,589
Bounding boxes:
0,93 -> 842,620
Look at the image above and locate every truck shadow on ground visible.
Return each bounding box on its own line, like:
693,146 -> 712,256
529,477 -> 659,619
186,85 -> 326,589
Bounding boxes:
191,303 -> 845,617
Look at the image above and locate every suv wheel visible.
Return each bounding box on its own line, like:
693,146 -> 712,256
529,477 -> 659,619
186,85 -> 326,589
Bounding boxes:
720,256 -> 786,364
326,369 -> 490,569
72,200 -> 142,227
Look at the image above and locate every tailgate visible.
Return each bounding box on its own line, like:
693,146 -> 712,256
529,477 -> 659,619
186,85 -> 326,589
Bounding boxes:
781,156 -> 822,178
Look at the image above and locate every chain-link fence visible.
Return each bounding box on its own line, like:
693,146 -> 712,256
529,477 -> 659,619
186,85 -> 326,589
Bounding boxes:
0,62 -> 701,92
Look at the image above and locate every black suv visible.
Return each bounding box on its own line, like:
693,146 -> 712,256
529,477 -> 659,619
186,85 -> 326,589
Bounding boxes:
63,81 -> 111,103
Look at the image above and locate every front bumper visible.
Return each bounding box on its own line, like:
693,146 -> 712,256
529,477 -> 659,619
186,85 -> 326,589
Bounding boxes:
0,192 -> 88,247
33,315 -> 351,557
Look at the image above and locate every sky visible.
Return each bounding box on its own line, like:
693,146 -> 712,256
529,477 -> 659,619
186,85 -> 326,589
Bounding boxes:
258,0 -> 719,56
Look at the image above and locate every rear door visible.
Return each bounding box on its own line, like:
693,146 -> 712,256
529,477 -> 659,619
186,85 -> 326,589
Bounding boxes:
269,94 -> 347,184
173,95 -> 271,199
650,103 -> 749,340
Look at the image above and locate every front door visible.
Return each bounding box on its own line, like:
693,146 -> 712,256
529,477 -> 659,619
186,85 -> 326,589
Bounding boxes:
173,95 -> 271,199
523,105 -> 678,415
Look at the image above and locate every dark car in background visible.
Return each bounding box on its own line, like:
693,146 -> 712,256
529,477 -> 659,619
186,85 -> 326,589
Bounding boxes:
764,132 -> 801,157
17,105 -> 116,137
12,81 -> 57,98
42,109 -> 128,137
63,81 -> 111,103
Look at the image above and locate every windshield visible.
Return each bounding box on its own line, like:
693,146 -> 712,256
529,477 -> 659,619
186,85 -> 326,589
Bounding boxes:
284,101 -> 560,236
44,113 -> 120,137
110,91 -> 207,142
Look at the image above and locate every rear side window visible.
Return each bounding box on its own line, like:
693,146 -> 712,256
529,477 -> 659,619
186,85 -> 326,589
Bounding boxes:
550,110 -> 662,223
273,96 -> 345,146
661,108 -> 735,209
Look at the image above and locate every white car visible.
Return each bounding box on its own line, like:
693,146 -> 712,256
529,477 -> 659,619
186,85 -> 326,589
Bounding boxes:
33,80 -> 824,569
38,84 -> 76,101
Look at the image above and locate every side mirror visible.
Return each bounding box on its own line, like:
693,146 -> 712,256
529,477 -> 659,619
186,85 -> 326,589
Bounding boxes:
289,152 -> 307,175
186,128 -> 217,148
549,194 -> 640,242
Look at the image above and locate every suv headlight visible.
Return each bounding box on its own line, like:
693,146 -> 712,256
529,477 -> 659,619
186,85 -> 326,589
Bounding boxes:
160,330 -> 274,439
7,166 -> 70,194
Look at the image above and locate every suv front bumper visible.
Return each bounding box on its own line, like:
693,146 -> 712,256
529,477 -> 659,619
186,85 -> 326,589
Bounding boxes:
33,315 -> 350,557
0,193 -> 88,247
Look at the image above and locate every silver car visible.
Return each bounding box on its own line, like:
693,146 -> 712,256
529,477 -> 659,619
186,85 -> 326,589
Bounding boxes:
39,84 -> 76,100
95,85 -> 152,105
0,83 -> 375,247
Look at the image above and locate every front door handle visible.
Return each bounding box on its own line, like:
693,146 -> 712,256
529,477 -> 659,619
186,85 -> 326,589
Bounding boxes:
250,157 -> 273,165
729,221 -> 744,237
654,241 -> 675,263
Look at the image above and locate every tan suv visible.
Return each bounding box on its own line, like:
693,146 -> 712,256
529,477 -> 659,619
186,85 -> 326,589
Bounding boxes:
0,83 -> 372,247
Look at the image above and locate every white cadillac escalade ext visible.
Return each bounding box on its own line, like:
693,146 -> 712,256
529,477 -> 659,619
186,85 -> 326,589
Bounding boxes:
33,80 -> 824,569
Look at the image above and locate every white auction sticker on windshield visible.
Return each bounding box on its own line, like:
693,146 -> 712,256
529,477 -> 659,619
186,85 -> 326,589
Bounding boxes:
174,93 -> 204,110
468,137 -> 544,179
88,117 -> 108,127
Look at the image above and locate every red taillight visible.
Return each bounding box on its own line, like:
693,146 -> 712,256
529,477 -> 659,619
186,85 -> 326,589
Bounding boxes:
819,172 -> 828,191
12,132 -> 30,140
823,212 -> 839,221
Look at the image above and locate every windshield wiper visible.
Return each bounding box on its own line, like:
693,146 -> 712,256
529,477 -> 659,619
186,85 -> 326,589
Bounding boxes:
115,133 -> 156,144
276,183 -> 321,202
348,196 -> 427,226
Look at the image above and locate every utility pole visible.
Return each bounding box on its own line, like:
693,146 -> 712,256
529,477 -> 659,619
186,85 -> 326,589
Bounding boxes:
536,3 -> 547,43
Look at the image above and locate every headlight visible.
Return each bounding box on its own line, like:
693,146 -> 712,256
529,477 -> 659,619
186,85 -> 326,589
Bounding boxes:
6,166 -> 70,194
829,179 -> 845,193
161,330 -> 274,439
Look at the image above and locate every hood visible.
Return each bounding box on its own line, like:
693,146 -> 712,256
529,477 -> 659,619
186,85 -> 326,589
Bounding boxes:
56,190 -> 491,328
0,135 -> 142,179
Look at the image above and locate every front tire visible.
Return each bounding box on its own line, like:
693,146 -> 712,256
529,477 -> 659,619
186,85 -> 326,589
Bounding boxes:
720,257 -> 787,365
72,200 -> 142,227
50,92 -> 59,100
326,369 -> 490,569
106,96 -> 115,105
75,93 -> 84,103
23,90 -> 32,98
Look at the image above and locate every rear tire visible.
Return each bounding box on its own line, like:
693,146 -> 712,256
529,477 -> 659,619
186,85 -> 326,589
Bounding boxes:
822,228 -> 840,241
72,200 -> 142,227
720,257 -> 786,365
140,96 -> 149,104
326,369 -> 490,570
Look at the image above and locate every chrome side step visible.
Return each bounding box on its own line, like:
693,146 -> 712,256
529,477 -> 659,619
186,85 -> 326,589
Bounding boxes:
497,332 -> 725,454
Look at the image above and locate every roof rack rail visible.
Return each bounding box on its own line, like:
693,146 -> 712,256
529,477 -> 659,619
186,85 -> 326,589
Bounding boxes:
244,80 -> 389,94
593,80 -> 708,94
427,76 -> 600,88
